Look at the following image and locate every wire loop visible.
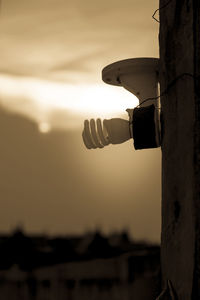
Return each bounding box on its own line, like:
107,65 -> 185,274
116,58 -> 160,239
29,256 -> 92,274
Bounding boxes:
137,73 -> 198,108
152,0 -> 175,23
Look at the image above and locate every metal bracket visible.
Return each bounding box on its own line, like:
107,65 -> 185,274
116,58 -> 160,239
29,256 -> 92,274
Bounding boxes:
102,57 -> 159,106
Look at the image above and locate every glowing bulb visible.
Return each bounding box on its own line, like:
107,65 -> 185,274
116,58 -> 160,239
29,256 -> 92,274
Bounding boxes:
82,110 -> 133,149
82,58 -> 161,150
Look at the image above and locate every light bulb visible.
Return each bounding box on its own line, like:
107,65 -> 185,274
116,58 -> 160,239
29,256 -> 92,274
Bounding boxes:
82,57 -> 161,150
82,115 -> 132,149
82,105 -> 161,150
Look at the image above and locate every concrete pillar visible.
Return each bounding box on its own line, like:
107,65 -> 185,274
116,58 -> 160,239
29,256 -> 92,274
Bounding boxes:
159,0 -> 200,298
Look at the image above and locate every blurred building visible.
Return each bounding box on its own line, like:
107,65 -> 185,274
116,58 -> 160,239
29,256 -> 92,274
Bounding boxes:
0,229 -> 160,299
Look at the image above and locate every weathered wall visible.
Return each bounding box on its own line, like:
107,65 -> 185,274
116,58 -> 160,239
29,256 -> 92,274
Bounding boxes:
160,0 -> 200,298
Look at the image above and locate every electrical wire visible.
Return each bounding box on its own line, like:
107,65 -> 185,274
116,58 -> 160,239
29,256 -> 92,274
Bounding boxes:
152,0 -> 175,23
137,73 -> 199,108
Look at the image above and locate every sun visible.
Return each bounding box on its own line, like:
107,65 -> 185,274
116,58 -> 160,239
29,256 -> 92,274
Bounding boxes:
38,122 -> 51,133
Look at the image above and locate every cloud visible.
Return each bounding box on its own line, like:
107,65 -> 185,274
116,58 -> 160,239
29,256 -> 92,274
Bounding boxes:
0,106 -> 161,240
0,0 -> 159,80
0,0 -> 161,241
0,73 -> 139,130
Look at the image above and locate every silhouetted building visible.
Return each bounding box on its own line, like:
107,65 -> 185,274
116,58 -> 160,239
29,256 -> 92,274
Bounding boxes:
0,229 -> 160,299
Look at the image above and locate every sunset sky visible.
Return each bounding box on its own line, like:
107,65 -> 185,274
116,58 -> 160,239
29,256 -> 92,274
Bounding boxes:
0,0 -> 161,242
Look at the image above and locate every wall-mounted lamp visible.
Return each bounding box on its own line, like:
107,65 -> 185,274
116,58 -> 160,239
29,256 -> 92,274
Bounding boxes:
82,57 -> 160,150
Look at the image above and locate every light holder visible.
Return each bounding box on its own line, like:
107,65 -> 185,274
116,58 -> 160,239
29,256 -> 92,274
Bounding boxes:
102,58 -> 159,106
82,58 -> 161,150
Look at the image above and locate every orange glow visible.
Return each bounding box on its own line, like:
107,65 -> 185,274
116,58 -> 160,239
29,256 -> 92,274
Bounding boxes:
0,74 -> 139,129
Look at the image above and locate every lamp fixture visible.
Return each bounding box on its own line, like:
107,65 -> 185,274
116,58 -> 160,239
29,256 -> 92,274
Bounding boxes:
82,57 -> 160,150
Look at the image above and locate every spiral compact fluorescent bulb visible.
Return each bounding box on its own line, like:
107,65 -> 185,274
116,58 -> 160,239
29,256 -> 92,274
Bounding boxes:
82,58 -> 160,150
82,117 -> 132,149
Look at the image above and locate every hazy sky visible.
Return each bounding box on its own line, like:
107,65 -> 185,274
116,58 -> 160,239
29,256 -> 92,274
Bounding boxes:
0,0 -> 161,242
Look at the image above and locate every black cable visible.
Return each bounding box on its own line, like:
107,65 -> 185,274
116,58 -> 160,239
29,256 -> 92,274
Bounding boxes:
137,73 -> 198,108
152,0 -> 174,23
